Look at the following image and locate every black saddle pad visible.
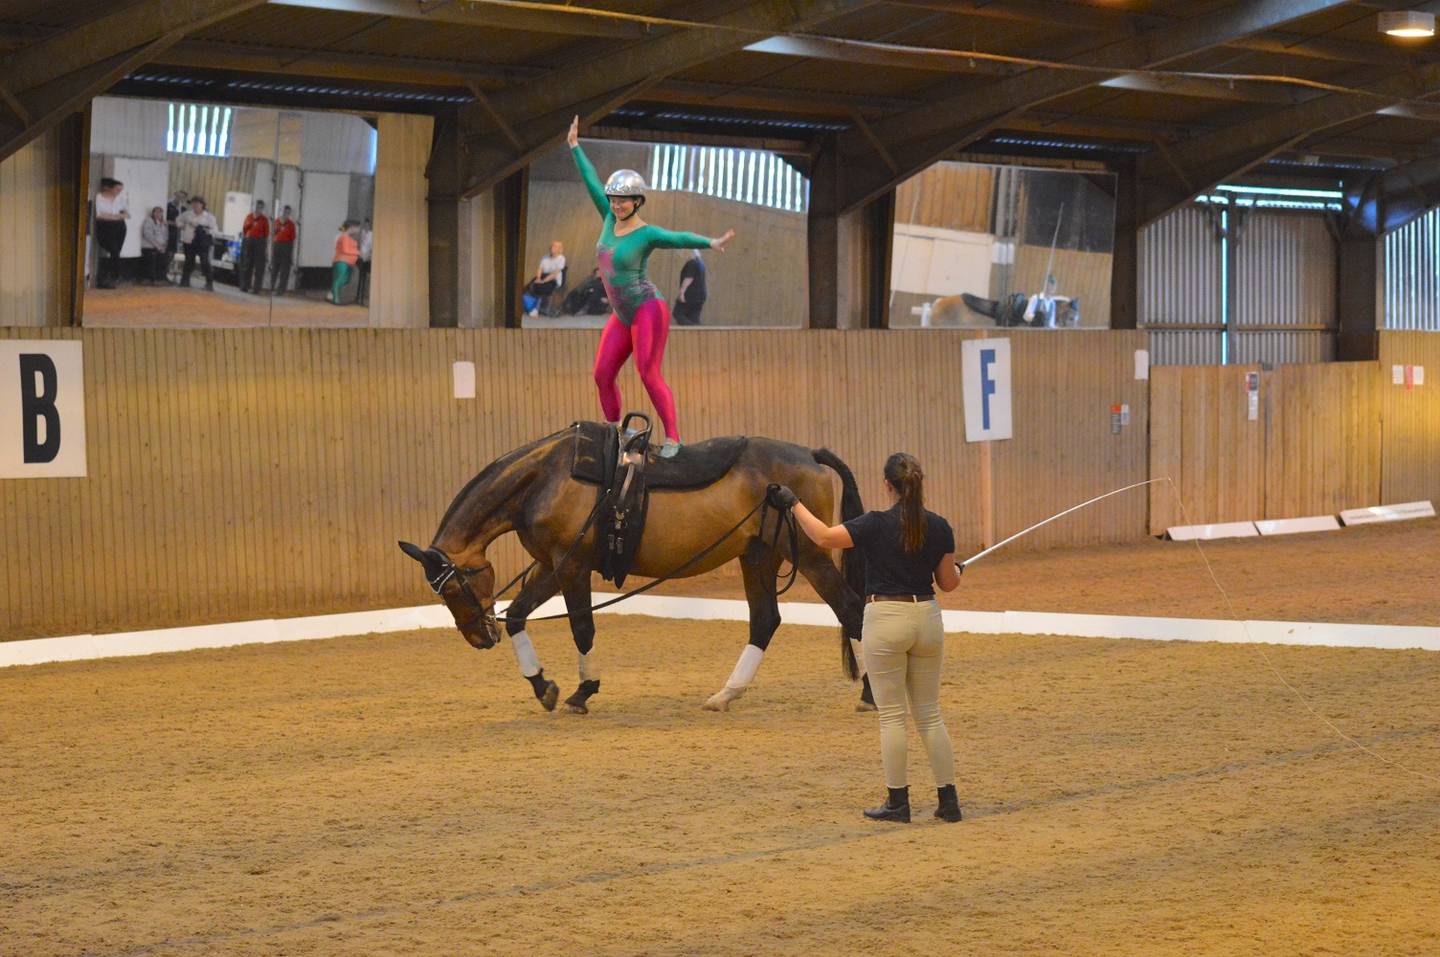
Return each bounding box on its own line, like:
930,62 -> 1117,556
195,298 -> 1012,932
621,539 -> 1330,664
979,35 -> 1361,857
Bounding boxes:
570,421 -> 747,491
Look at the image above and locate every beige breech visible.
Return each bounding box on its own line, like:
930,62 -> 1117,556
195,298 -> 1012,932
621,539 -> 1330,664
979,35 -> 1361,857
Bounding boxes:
861,600 -> 955,789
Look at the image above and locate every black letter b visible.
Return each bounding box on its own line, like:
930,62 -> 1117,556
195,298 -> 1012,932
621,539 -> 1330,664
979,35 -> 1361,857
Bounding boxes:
19,354 -> 60,464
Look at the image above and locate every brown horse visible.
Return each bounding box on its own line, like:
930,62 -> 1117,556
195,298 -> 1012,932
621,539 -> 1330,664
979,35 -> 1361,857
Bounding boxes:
399,424 -> 870,714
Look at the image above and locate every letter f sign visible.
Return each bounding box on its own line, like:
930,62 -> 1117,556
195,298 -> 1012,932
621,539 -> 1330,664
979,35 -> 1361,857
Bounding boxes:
962,338 -> 1012,443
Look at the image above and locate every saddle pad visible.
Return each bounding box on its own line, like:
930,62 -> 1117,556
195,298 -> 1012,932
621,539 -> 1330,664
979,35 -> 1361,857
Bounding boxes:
569,421 -> 747,491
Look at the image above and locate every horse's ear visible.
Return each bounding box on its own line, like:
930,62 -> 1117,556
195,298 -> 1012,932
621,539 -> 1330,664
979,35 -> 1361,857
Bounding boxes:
398,541 -> 427,564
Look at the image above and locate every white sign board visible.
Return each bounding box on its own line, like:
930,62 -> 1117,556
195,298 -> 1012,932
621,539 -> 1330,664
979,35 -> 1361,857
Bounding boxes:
962,338 -> 1013,442
0,341 -> 88,478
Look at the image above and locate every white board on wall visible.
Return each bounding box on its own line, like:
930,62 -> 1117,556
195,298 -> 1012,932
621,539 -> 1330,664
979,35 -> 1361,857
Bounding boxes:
299,171 -> 351,267
110,157 -> 170,258
891,224 -> 993,297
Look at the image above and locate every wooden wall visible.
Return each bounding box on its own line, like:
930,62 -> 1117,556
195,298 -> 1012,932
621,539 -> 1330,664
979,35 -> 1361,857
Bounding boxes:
1149,361 -> 1382,532
0,125 -> 75,327
1378,332 -> 1440,506
0,327 -> 1149,639
894,163 -> 993,233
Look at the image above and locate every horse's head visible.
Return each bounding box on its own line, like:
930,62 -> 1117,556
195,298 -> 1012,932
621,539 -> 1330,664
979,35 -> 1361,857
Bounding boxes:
398,541 -> 500,650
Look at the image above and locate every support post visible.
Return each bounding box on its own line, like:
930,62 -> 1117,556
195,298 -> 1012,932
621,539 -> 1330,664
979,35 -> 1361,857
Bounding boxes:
426,112 -> 462,327
807,136 -> 840,329
494,168 -> 527,328
1110,159 -> 1139,330
1336,230 -> 1380,361
864,191 -> 894,329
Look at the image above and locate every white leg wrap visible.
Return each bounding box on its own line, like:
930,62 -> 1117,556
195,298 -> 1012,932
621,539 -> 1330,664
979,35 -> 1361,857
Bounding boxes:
851,638 -> 867,677
508,630 -> 541,678
726,644 -> 765,690
578,649 -> 599,682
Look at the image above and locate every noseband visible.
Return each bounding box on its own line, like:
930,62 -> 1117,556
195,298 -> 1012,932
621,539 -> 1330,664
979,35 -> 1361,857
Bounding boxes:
426,549 -> 498,633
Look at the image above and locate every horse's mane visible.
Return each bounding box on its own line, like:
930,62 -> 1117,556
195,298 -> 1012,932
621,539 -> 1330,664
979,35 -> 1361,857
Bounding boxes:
432,427 -> 571,540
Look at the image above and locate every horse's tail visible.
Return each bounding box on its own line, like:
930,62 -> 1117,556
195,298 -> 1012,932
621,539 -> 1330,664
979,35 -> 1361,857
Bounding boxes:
812,447 -> 865,680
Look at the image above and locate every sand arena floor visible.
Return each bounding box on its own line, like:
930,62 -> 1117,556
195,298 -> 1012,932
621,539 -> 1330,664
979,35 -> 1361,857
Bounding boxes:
5,611 -> 1440,955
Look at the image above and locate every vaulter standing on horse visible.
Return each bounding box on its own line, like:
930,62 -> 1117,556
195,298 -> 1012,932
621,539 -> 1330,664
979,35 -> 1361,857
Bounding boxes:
568,116 -> 735,459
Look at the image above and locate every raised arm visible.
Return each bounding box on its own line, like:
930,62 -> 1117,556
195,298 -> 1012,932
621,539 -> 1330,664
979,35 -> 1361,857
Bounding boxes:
568,117 -> 610,218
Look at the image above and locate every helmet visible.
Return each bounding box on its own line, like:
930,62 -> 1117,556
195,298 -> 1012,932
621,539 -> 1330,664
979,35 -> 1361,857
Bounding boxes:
603,169 -> 648,197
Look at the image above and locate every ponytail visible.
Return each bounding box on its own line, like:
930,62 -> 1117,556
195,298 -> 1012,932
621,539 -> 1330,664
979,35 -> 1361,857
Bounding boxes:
884,452 -> 926,553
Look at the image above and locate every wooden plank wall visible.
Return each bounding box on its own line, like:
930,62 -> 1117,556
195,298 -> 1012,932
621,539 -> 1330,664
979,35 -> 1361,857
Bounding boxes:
1147,364 -> 1265,534
894,163 -> 994,233
1378,332 -> 1440,506
1264,362 -> 1381,518
1149,361 -> 1382,531
0,328 -> 1149,639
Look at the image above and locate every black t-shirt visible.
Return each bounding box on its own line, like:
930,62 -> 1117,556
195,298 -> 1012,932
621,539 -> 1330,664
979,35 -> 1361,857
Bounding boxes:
680,257 -> 707,302
843,505 -> 956,597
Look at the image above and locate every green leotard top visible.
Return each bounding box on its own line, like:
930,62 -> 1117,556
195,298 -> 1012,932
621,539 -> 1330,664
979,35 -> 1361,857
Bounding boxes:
572,145 -> 713,324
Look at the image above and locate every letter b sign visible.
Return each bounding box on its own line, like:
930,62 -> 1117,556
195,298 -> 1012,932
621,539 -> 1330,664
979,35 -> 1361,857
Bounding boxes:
1,341 -> 87,478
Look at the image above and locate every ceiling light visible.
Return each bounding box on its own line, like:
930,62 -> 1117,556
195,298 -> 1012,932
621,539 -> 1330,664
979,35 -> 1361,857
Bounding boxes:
1379,11 -> 1436,37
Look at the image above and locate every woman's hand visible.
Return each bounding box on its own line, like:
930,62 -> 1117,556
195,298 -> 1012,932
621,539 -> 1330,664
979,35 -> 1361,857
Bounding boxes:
566,115 -> 579,149
710,229 -> 735,252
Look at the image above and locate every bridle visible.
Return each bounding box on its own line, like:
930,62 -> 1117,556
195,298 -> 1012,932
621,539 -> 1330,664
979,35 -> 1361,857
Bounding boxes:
425,548 -> 499,635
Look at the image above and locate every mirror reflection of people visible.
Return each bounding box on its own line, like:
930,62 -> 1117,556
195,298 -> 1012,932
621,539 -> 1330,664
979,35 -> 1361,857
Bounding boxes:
140,207 -> 169,285
177,196 -> 217,292
523,240 -> 566,319
567,115 -> 734,459
269,205 -> 297,295
328,220 -> 360,306
673,249 -> 707,326
93,178 -> 129,289
238,200 -> 269,294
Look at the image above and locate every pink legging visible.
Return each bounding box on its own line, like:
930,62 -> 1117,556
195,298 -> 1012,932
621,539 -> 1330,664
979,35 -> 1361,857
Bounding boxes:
593,298 -> 679,441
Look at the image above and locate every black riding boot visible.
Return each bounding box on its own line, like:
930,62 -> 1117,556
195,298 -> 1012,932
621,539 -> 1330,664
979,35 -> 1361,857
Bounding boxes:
935,784 -> 962,823
863,786 -> 910,823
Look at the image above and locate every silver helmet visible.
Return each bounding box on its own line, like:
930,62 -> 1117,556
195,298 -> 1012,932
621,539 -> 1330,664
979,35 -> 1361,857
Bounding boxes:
603,169 -> 648,197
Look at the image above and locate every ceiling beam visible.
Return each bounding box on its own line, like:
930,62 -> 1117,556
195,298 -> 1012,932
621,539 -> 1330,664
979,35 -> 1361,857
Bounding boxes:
1137,63 -> 1440,224
743,35 -> 1011,74
0,0 -> 269,163
450,0 -> 873,197
833,0 -> 1359,213
267,0 -> 641,39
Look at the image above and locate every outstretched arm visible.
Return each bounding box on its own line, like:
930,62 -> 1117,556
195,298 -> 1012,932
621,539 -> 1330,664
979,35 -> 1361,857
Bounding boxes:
568,116 -> 609,218
649,226 -> 734,251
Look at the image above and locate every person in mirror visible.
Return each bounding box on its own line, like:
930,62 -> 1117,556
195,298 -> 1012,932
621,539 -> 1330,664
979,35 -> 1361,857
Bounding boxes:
567,115 -> 734,459
523,241 -> 567,319
358,219 -> 373,306
329,221 -> 361,305
269,206 -> 297,295
140,207 -> 169,285
239,200 -> 270,294
177,196 -> 217,292
93,178 -> 129,289
773,453 -> 963,824
673,249 -> 707,326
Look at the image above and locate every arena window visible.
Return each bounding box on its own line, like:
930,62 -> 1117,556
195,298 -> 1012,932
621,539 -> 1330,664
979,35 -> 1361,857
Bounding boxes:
167,103 -> 232,158
648,144 -> 809,214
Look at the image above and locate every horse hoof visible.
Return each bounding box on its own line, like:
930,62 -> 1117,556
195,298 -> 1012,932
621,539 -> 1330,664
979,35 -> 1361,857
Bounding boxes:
703,686 -> 743,712
564,702 -> 589,715
540,681 -> 560,712
855,699 -> 877,713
